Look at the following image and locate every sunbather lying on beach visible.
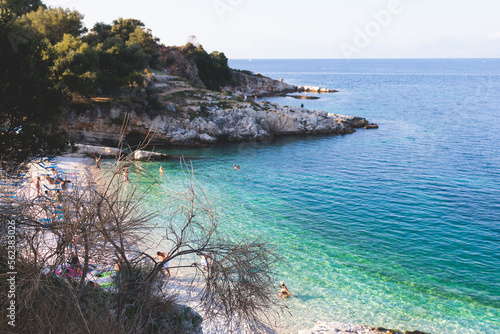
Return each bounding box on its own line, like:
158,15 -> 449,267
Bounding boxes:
45,174 -> 63,184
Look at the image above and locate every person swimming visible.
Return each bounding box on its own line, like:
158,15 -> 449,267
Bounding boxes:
279,281 -> 294,298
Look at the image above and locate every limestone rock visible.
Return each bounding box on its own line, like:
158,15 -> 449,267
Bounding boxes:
64,92 -> 370,147
364,123 -> 379,129
229,70 -> 297,96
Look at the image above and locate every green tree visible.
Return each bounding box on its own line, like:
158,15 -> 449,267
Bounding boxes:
82,21 -> 111,46
0,0 -> 44,17
85,18 -> 160,69
20,6 -> 86,45
127,25 -> 160,68
95,36 -> 149,91
53,34 -> 99,97
0,11 -> 69,166
182,43 -> 232,90
110,17 -> 144,41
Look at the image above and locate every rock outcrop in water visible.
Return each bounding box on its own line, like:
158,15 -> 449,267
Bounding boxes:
227,70 -> 338,97
228,70 -> 297,96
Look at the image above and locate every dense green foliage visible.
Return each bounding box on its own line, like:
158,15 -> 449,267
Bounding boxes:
0,5 -> 69,165
0,0 -> 43,16
20,6 -> 86,44
47,14 -> 160,95
0,0 -> 161,164
14,5 -> 160,96
181,43 -> 232,90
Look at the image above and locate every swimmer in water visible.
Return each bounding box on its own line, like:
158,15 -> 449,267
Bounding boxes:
279,281 -> 294,299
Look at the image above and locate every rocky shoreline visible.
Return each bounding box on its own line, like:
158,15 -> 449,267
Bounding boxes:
64,74 -> 376,148
227,70 -> 338,97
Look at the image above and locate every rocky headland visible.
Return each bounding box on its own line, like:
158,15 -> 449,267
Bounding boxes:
226,70 -> 338,97
61,45 -> 378,149
64,73 -> 375,148
158,45 -> 337,97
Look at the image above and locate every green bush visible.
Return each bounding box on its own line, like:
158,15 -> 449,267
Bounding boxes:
181,43 -> 232,91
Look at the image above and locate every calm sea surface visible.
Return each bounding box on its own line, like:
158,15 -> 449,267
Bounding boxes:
140,59 -> 500,333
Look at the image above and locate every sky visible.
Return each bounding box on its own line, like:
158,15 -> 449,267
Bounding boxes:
43,0 -> 500,59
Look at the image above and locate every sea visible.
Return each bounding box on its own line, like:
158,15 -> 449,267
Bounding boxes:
138,59 -> 500,333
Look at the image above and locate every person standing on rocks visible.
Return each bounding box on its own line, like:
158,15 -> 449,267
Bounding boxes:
94,154 -> 101,169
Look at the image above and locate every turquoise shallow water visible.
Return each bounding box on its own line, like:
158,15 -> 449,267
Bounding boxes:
138,59 -> 500,333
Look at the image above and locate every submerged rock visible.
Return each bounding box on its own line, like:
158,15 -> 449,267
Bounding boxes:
288,95 -> 321,100
299,322 -> 430,334
298,321 -> 379,334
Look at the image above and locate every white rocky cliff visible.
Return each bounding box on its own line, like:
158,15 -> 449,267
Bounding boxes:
63,75 -> 375,147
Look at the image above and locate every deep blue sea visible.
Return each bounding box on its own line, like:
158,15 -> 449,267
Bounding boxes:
143,59 -> 500,333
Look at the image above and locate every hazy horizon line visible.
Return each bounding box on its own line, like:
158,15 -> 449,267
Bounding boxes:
229,57 -> 500,60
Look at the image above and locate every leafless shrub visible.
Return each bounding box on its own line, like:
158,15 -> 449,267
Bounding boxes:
0,134 -> 284,332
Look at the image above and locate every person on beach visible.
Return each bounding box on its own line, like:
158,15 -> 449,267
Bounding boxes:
43,190 -> 51,200
54,190 -> 62,202
154,251 -> 171,278
115,256 -> 125,271
65,255 -> 83,276
68,235 -> 79,250
45,174 -> 63,185
50,168 -> 59,178
159,166 -> 164,175
44,174 -> 55,184
123,168 -> 129,182
61,179 -> 71,193
279,281 -> 294,299
68,255 -> 82,270
201,253 -> 212,270
95,154 -> 102,169
32,176 -> 41,197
